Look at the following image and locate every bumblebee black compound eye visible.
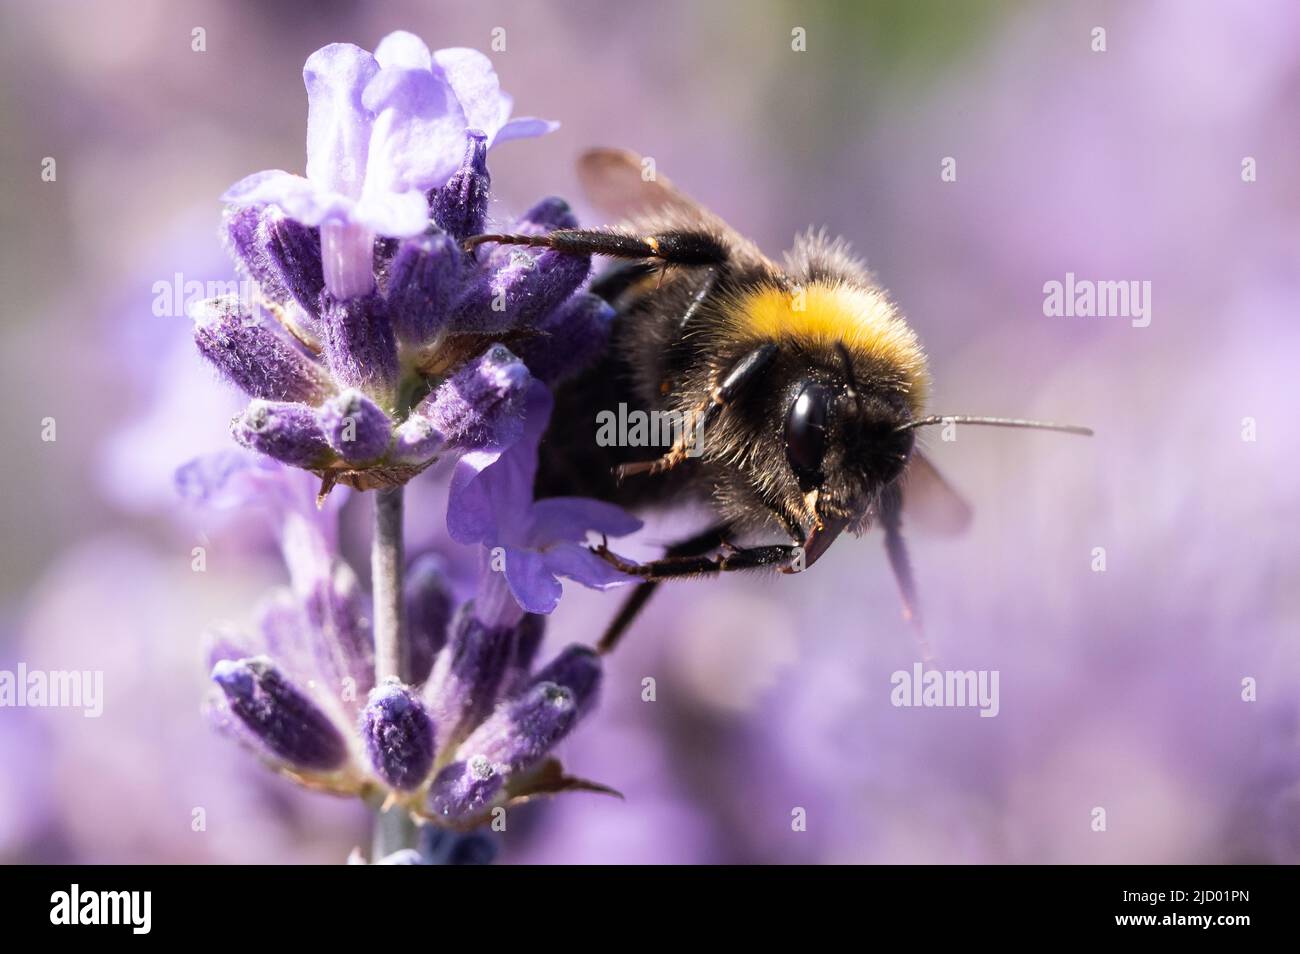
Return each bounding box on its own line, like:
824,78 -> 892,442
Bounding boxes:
784,381 -> 833,490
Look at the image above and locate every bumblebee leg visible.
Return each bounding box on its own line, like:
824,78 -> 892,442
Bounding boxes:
616,342 -> 780,479
464,228 -> 729,267
597,523 -> 731,654
879,482 -> 934,661
592,536 -> 802,581
677,265 -> 719,330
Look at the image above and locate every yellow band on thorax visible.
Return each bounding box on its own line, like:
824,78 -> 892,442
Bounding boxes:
728,281 -> 929,411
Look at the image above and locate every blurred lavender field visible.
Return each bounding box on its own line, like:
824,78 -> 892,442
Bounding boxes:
1,0 -> 1296,863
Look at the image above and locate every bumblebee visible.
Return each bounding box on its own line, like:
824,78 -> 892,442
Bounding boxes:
466,150 -> 1089,653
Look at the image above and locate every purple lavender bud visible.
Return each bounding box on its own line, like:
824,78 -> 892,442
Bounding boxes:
360,681 -> 436,791
263,208 -> 326,321
385,232 -> 463,345
432,131 -> 489,241
192,297 -> 334,403
424,604 -> 515,749
415,345 -> 530,451
317,389 -> 393,463
426,756 -> 504,821
447,249 -> 590,335
320,292 -> 399,408
480,197 -> 579,271
456,681 -> 578,773
231,400 -> 334,468
304,561 -> 375,706
390,414 -> 445,466
501,613 -> 546,696
518,196 -> 579,232
222,206 -> 290,303
405,554 -> 455,685
528,645 -> 602,715
211,657 -> 348,771
515,292 -> 615,385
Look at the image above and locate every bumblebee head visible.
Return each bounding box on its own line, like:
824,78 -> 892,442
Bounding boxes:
780,367 -> 917,566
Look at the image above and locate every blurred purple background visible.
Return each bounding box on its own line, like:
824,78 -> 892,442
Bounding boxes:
2,0 -> 1297,863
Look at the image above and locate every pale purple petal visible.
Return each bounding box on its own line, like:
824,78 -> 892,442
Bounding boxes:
373,30 -> 433,71
351,188 -> 430,237
503,549 -> 564,614
175,450 -> 338,522
432,48 -> 504,138
222,170 -> 354,227
492,116 -> 560,146
221,169 -> 313,207
446,382 -> 552,545
175,449 -> 277,508
304,43 -> 379,199
526,497 -> 642,545
363,67 -> 467,193
444,448 -> 508,544
542,544 -> 637,590
486,91 -> 558,147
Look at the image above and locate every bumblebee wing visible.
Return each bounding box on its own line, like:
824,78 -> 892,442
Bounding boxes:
900,451 -> 973,536
578,148 -> 705,220
577,148 -> 775,271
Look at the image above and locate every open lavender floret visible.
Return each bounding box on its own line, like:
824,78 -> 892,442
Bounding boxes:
192,31 -> 610,499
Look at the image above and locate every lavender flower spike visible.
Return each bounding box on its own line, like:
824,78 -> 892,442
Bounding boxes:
231,400 -> 334,468
193,34 -> 624,840
317,389 -> 393,462
361,680 -> 436,791
212,657 -> 349,771
192,297 -> 334,403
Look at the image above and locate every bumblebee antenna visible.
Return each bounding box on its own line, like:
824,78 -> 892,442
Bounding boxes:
897,415 -> 1093,437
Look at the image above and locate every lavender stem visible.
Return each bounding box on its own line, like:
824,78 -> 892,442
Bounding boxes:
371,486 -> 413,857
372,486 -> 407,683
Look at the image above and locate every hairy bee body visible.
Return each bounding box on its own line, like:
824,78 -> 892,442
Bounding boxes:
536,227 -> 927,544
467,148 -> 1084,650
